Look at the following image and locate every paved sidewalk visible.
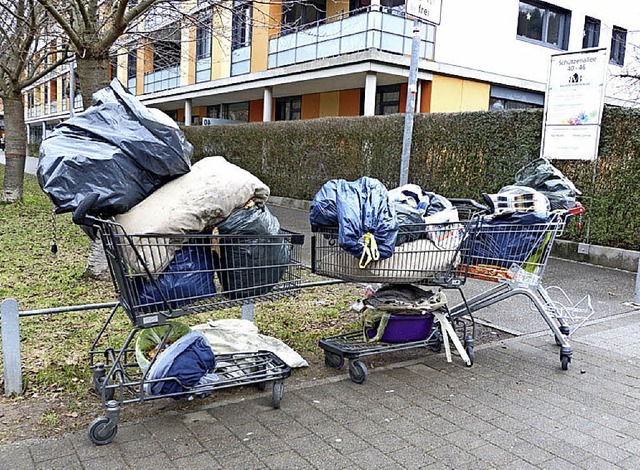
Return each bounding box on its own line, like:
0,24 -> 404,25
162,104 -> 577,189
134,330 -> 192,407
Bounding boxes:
2,308 -> 640,469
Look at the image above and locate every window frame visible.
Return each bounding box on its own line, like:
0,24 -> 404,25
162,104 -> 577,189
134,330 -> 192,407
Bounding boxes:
516,0 -> 571,50
275,96 -> 302,121
610,25 -> 627,66
582,16 -> 600,49
375,84 -> 401,116
232,1 -> 253,50
196,12 -> 212,60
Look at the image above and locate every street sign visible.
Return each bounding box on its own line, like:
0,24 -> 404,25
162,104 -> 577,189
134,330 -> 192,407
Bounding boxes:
541,48 -> 608,161
405,0 -> 442,25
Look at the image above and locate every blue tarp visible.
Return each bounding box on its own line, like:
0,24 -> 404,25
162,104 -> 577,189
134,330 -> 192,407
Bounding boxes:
145,330 -> 216,397
134,244 -> 216,312
309,177 -> 398,260
463,211 -> 555,267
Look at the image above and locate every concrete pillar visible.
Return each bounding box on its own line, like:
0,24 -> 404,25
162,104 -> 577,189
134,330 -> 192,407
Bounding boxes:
184,99 -> 192,126
363,72 -> 377,116
42,122 -> 46,139
26,124 -> 30,144
263,87 -> 273,122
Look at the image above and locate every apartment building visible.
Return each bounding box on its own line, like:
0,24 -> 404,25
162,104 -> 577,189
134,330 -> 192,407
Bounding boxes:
22,0 -> 640,140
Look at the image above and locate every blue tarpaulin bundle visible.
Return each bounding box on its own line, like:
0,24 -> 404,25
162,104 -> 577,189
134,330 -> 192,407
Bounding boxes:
463,211 -> 554,267
309,177 -> 398,260
134,244 -> 217,312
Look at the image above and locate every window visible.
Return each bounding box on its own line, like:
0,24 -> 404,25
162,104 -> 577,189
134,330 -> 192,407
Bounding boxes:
582,16 -> 600,49
275,96 -> 302,120
232,1 -> 252,50
375,84 -> 400,115
517,1 -> 570,50
127,48 -> 137,80
196,13 -> 212,60
153,30 -> 181,70
207,102 -> 250,122
610,26 -> 627,66
109,55 -> 118,80
490,85 -> 544,111
282,0 -> 326,32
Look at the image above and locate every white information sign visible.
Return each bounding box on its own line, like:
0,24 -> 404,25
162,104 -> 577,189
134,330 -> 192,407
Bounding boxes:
405,0 -> 442,24
541,48 -> 608,161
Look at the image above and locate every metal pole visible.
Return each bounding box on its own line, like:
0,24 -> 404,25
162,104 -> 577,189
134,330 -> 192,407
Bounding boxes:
69,60 -> 75,118
399,19 -> 421,186
241,303 -> 254,322
634,258 -> 640,304
1,299 -> 22,395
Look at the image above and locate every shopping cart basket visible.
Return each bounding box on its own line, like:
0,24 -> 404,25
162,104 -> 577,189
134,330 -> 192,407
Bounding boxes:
449,200 -> 592,370
312,220 -> 477,383
73,194 -> 304,444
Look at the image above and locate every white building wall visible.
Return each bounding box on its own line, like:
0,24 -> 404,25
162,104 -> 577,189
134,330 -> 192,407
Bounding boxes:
435,0 -> 640,104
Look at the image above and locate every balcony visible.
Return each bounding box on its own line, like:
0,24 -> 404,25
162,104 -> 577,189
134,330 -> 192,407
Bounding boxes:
267,7 -> 435,69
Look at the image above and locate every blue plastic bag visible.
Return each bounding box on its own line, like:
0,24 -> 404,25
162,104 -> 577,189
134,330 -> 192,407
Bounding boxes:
464,212 -> 554,267
135,244 -> 216,312
310,177 -> 398,260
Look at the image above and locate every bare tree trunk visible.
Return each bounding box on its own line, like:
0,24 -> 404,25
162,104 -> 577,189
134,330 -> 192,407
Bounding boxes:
73,56 -> 112,278
1,93 -> 28,203
75,55 -> 111,109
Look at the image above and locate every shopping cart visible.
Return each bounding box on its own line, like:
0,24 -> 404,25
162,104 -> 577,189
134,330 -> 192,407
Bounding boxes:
312,219 -> 478,383
73,194 -> 304,445
448,199 -> 592,370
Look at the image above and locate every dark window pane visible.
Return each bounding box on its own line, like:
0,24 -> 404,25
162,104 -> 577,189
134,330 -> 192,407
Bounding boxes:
583,17 -> 600,48
517,3 -> 544,41
610,26 -> 627,65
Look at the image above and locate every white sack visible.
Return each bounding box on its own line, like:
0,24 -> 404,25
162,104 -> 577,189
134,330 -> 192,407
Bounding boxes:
114,156 -> 270,273
192,319 -> 308,368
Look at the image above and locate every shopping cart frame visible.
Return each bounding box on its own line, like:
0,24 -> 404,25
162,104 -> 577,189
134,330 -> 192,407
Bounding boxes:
311,218 -> 479,383
73,194 -> 303,445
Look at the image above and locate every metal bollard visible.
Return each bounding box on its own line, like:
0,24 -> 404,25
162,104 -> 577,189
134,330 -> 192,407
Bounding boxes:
241,303 -> 254,322
636,256 -> 640,304
1,298 -> 22,395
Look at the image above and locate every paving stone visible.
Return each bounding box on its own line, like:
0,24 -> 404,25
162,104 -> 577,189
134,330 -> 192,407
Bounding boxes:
29,437 -> 76,463
34,454 -> 83,470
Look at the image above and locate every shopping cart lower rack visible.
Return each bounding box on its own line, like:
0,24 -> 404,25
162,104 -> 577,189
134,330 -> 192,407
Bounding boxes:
73,195 -> 304,445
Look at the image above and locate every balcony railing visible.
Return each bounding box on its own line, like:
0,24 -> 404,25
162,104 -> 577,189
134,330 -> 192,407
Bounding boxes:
231,46 -> 251,76
268,7 -> 435,69
196,57 -> 212,83
143,66 -> 180,93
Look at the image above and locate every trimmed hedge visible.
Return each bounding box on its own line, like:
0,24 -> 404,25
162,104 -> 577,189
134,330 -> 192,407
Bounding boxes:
184,106 -> 640,250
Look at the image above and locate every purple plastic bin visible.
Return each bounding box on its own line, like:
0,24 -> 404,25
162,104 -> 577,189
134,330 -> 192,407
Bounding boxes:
366,313 -> 435,343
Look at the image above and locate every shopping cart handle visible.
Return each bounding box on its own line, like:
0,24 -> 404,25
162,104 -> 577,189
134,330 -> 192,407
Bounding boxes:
448,198 -> 491,213
72,193 -> 101,226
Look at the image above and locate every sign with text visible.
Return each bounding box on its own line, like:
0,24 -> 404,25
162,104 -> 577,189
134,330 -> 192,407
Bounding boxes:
405,0 -> 442,24
541,48 -> 608,160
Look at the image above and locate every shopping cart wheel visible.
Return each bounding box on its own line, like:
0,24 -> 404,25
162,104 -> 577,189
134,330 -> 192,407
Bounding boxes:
324,352 -> 344,369
560,354 -> 570,371
465,346 -> 475,367
88,417 -> 118,445
348,360 -> 367,384
256,381 -> 268,391
272,381 -> 284,409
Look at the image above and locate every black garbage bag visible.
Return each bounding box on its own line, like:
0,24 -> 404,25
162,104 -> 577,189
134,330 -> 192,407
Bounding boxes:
37,78 -> 192,216
309,177 -> 398,260
514,158 -> 581,210
216,206 -> 290,300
